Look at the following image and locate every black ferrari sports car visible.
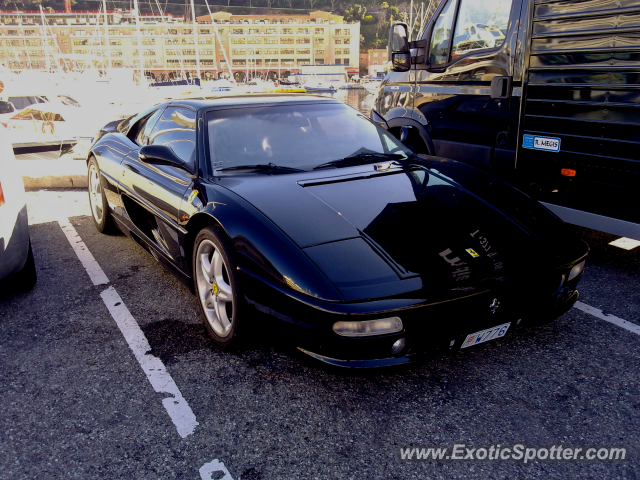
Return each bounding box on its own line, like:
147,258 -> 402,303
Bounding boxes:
87,94 -> 588,367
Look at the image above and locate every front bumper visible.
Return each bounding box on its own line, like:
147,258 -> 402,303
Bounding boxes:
240,267 -> 584,368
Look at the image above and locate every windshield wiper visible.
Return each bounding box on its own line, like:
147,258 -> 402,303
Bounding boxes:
313,153 -> 407,170
216,163 -> 305,173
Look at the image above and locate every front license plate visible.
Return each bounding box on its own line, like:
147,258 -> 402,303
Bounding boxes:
461,323 -> 511,349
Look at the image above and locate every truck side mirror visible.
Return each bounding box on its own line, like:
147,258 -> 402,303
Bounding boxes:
388,23 -> 410,71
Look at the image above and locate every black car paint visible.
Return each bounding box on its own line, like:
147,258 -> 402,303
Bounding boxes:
89,95 -> 588,367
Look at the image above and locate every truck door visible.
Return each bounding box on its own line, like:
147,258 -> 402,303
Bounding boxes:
412,0 -> 523,169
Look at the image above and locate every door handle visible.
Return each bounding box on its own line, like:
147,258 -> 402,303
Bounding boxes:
490,76 -> 512,99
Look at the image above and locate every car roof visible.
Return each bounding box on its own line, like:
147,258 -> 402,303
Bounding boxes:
169,94 -> 342,110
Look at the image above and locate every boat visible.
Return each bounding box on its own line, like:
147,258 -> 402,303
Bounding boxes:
303,81 -> 337,93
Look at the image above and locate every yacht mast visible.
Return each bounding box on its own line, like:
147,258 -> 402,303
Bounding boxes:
132,0 -> 145,84
204,0 -> 234,81
102,0 -> 111,74
189,0 -> 201,81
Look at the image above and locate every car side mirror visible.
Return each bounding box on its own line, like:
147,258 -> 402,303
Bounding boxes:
139,145 -> 193,173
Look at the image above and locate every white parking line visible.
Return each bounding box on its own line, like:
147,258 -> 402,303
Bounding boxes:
199,459 -> 234,480
574,301 -> 640,336
101,287 -> 198,438
58,218 -> 109,285
58,217 -> 198,438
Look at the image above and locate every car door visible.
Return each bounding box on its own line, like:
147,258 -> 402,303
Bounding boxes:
413,0 -> 522,169
119,105 -> 196,267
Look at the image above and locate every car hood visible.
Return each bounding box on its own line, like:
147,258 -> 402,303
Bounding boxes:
216,159 -> 585,301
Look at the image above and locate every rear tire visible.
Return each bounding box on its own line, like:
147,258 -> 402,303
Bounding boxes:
193,226 -> 245,349
87,157 -> 114,234
13,241 -> 37,290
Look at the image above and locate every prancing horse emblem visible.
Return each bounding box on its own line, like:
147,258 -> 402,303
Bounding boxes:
489,298 -> 500,314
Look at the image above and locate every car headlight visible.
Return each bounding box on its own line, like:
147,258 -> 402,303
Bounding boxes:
332,317 -> 403,337
568,260 -> 586,281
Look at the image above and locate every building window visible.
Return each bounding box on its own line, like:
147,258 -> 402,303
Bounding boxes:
182,49 -> 195,55
334,29 -> 341,35
248,28 -> 260,34
109,29 -> 118,35
183,29 -> 193,34
232,59 -> 246,66
344,38 -> 350,44
60,29 -> 68,35
314,28 -> 324,34
282,28 -> 292,34
343,29 -> 350,35
335,59 -> 341,64
296,38 -> 310,44
247,38 -> 262,44
335,39 -> 342,44
231,38 -> 246,44
335,48 -> 341,54
296,48 -> 310,54
315,58 -> 324,64
315,38 -> 324,44
182,38 -> 195,45
200,49 -> 213,55
231,49 -> 246,55
199,38 -> 213,44
343,58 -> 349,66
266,28 -> 277,34
314,49 -> 324,55
109,39 -> 121,45
298,28 -> 309,34
232,28 -> 243,34
344,48 -> 350,54
200,29 -> 210,34
264,38 -> 278,44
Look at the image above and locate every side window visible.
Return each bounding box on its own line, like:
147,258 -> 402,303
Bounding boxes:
428,0 -> 457,66
135,108 -> 164,146
148,106 -> 196,164
451,0 -> 512,59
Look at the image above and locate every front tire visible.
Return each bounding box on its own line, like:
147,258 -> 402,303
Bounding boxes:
87,157 -> 114,234
13,241 -> 37,290
193,226 -> 245,349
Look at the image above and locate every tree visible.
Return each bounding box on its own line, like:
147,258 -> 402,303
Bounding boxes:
344,3 -> 366,22
307,0 -> 317,9
328,0 -> 341,11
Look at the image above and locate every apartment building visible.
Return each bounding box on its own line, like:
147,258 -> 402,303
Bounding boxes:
367,48 -> 387,76
0,9 -> 360,81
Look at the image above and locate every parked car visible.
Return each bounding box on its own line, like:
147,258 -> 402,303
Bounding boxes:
0,127 -> 36,289
86,95 -> 587,367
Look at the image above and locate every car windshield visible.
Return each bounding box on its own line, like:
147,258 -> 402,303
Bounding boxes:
206,102 -> 411,172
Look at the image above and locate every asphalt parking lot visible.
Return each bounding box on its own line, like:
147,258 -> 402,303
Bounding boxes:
1,189 -> 639,479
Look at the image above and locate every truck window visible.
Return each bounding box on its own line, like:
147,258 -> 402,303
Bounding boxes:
428,0 -> 456,65
451,0 -> 512,59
